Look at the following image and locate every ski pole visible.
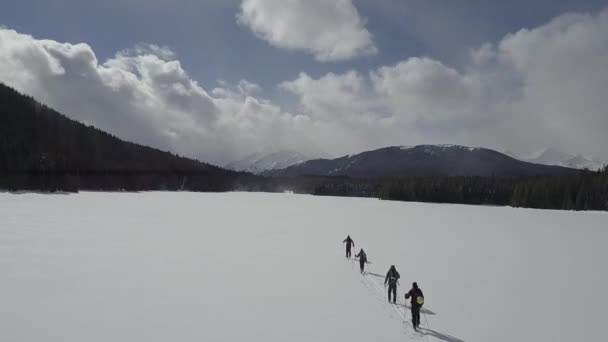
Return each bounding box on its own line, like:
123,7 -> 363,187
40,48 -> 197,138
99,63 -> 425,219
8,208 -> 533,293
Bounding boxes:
423,308 -> 431,330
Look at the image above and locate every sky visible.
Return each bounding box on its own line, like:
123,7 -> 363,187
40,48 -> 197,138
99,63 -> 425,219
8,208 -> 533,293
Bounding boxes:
1,0 -> 607,165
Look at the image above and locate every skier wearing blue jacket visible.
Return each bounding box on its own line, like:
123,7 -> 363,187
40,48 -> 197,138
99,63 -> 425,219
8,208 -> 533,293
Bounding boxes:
384,265 -> 400,303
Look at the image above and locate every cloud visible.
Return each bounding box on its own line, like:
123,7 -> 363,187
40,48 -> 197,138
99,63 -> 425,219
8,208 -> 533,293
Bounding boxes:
1,7 -> 607,165
0,29 -> 318,164
237,0 -> 377,62
280,8 -> 608,160
280,71 -> 375,121
491,10 -> 608,156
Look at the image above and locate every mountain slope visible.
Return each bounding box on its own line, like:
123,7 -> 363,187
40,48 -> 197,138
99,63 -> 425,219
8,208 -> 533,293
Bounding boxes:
526,148 -> 605,171
562,155 -> 605,170
225,150 -> 313,174
0,83 -> 248,190
266,145 -> 577,177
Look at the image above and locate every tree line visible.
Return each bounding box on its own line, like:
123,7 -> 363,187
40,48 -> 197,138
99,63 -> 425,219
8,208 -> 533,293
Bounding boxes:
293,168 -> 608,211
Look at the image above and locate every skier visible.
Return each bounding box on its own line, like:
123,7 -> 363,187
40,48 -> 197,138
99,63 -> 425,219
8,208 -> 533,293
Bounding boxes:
384,265 -> 400,303
355,248 -> 367,273
342,235 -> 355,258
405,282 -> 425,331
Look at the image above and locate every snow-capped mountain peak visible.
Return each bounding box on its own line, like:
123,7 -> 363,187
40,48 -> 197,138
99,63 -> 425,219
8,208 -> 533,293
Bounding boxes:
225,150 -> 320,174
266,144 -> 578,178
526,148 -> 605,171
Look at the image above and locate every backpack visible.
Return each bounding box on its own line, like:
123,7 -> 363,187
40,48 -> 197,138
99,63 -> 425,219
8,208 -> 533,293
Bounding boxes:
388,272 -> 398,285
413,288 -> 424,306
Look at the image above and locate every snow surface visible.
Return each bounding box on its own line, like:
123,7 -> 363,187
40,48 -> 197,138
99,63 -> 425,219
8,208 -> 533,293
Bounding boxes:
399,145 -> 482,154
1,192 -> 607,342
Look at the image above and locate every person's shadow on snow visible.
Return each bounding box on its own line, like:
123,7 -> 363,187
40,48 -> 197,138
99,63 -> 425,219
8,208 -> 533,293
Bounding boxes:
419,328 -> 465,342
363,272 -> 462,341
395,302 -> 436,315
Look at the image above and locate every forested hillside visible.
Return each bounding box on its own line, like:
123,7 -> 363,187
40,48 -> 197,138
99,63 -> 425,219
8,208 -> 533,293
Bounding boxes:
265,145 -> 577,178
0,83 -> 252,191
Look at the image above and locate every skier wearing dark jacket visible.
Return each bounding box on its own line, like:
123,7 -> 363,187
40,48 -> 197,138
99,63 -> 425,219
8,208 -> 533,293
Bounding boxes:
355,249 -> 367,273
384,265 -> 400,303
405,282 -> 424,331
343,235 -> 355,258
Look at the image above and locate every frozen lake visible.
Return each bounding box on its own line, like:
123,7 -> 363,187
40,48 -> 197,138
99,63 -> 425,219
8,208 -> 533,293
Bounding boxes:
1,192 -> 607,341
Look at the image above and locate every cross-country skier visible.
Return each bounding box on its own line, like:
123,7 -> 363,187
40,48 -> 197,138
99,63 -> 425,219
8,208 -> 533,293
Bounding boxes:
355,248 -> 367,273
384,265 -> 400,303
342,235 -> 355,258
405,282 -> 425,331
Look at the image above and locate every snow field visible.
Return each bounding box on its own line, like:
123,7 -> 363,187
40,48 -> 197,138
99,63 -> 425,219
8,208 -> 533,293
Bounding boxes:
1,192 -> 607,341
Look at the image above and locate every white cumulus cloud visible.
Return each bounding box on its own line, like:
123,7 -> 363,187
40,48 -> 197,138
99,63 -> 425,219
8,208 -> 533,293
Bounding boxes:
280,8 -> 608,160
237,0 -> 377,62
0,29 -> 318,164
1,7 -> 607,165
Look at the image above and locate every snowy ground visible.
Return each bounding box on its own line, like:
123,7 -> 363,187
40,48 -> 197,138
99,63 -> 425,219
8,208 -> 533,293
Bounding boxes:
1,192 -> 607,342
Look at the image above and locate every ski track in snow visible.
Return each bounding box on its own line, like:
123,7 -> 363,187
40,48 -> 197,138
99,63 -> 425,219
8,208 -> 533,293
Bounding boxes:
352,258 -> 435,341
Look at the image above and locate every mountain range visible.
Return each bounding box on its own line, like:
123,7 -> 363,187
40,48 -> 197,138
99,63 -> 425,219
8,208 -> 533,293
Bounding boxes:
0,82 -> 586,190
524,148 -> 605,171
264,145 -> 577,178
225,150 -> 317,174
229,146 -> 603,178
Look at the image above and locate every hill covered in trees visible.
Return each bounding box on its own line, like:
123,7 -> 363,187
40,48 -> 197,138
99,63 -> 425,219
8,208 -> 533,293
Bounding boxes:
0,83 -> 253,191
265,145 -> 577,178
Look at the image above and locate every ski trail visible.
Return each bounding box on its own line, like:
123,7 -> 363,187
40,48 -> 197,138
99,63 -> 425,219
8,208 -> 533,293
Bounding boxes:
353,265 -> 430,341
369,276 -> 431,341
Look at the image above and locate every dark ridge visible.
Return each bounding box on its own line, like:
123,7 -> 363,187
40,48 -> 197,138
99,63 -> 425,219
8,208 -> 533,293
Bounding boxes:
0,82 -> 255,191
265,145 -> 577,178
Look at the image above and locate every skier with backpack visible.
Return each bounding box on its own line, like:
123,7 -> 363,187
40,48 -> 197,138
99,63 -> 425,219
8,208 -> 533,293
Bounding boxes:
355,248 -> 367,273
405,282 -> 425,331
342,235 -> 355,259
384,265 -> 400,303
